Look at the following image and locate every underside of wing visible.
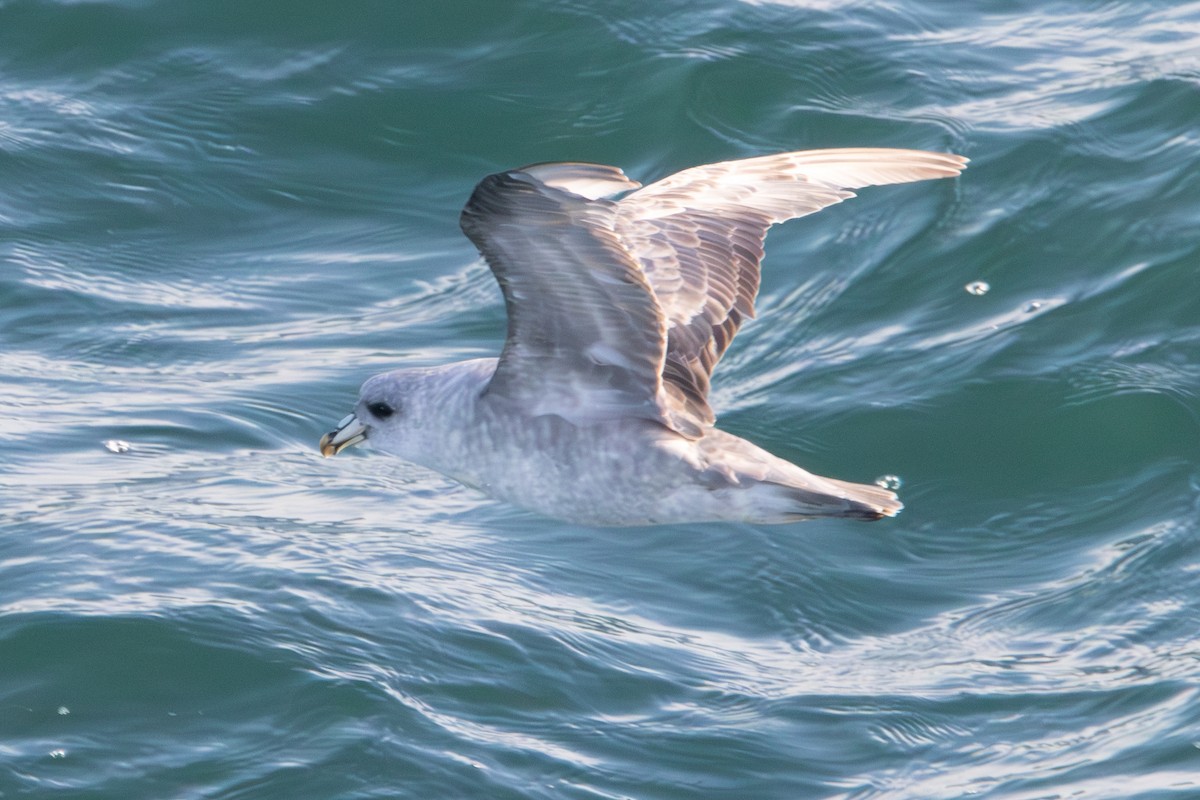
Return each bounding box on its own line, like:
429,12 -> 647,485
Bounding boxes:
459,164 -> 672,427
615,148 -> 967,431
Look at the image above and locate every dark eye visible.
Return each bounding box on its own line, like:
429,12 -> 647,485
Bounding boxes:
366,401 -> 395,420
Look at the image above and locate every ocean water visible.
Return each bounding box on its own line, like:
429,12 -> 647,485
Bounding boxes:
3,0 -> 1200,797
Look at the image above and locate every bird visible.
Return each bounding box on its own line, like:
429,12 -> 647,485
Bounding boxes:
319,148 -> 967,525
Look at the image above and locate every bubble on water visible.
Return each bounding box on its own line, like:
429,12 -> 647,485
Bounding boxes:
57,706 -> 70,716
875,474 -> 902,491
103,439 -> 131,454
1024,300 -> 1043,312
964,280 -> 990,296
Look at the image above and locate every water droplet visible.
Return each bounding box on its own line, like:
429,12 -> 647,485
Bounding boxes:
964,281 -> 990,296
103,440 -> 131,454
875,474 -> 902,491
57,706 -> 70,716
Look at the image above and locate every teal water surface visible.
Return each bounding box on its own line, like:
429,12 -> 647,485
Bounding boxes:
3,1 -> 1200,798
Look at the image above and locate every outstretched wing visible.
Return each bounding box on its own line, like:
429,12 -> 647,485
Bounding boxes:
460,163 -> 679,428
614,148 -> 968,431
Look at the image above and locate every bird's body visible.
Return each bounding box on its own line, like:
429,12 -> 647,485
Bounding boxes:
320,148 -> 967,525
347,359 -> 900,525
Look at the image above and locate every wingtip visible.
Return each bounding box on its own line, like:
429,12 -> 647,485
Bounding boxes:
775,147 -> 970,186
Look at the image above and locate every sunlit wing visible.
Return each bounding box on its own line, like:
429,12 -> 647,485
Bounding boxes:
459,150 -> 967,436
613,148 -> 968,431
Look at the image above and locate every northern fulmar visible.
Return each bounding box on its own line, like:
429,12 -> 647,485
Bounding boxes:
320,148 -> 967,525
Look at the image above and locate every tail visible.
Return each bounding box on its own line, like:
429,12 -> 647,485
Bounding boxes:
771,476 -> 904,522
824,477 -> 904,520
694,429 -> 904,523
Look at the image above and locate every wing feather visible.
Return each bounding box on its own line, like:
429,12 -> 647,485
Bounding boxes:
615,148 -> 967,430
460,166 -> 672,427
457,149 -> 966,437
